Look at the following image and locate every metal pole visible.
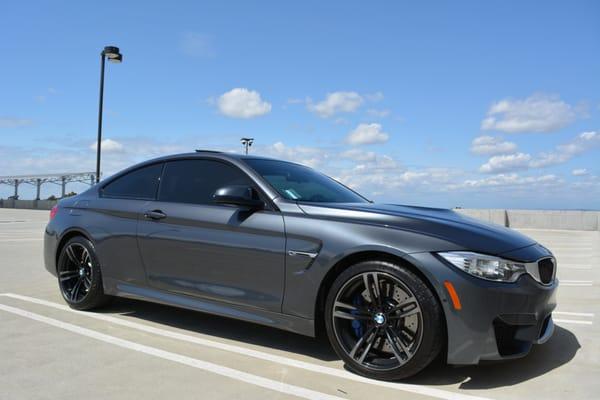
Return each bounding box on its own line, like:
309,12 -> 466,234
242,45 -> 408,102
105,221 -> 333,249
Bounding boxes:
36,179 -> 41,200
61,176 -> 66,198
14,179 -> 18,198
96,52 -> 106,184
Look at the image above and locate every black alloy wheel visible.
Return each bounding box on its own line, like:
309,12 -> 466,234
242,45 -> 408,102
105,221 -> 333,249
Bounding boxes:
57,236 -> 110,310
325,260 -> 443,380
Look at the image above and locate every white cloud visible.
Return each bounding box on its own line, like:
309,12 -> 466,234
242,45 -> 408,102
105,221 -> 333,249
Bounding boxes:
346,123 -> 389,145
449,173 -> 562,190
340,149 -> 377,162
572,168 -> 589,176
261,142 -> 327,168
338,164 -> 460,195
0,117 -> 33,128
530,131 -> 600,168
479,153 -> 531,173
307,91 -> 364,118
470,135 -> 517,155
351,155 -> 399,175
481,93 -> 577,133
3,136 -> 599,207
180,32 -> 215,58
89,138 -> 125,153
367,108 -> 391,118
217,88 -> 272,119
477,131 -> 600,173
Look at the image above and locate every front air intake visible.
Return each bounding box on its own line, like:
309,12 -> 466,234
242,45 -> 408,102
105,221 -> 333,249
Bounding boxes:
538,258 -> 555,284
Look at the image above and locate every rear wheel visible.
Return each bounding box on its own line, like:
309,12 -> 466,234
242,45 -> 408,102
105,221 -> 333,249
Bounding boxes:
325,260 -> 443,380
57,236 -> 110,310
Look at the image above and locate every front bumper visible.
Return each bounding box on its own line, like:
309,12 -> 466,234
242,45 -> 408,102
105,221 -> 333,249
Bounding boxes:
408,251 -> 557,365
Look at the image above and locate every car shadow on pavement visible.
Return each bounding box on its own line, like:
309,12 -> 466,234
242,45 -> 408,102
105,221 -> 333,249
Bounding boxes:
99,297 -> 339,361
97,298 -> 581,387
405,325 -> 581,389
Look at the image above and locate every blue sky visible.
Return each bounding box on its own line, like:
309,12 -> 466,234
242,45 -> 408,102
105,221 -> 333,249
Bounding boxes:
1,1 -> 599,209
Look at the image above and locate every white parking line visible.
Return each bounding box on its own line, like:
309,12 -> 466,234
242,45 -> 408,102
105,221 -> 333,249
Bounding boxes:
554,311 -> 595,317
560,281 -> 593,287
0,302 -> 346,400
554,319 -> 593,325
0,238 -> 44,242
558,265 -> 592,270
0,293 -> 492,400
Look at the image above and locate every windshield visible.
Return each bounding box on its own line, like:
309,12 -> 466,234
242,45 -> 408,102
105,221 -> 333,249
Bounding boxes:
245,159 -> 369,203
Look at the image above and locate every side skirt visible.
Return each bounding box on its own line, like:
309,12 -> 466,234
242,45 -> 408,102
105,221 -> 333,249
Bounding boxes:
103,278 -> 315,337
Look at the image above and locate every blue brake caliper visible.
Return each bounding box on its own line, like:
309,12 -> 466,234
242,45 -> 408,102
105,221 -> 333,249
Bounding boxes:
351,294 -> 364,338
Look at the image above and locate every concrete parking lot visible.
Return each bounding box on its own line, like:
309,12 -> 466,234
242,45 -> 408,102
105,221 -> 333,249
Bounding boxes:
0,208 -> 598,400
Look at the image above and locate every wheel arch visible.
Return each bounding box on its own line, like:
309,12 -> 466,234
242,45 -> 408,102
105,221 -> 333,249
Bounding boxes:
314,249 -> 448,351
55,228 -> 94,271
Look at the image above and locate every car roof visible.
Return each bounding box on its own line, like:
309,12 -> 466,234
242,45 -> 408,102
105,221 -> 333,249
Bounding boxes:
140,151 -> 299,165
99,150 -> 309,188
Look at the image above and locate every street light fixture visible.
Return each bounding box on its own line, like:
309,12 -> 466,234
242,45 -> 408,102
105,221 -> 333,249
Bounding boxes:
95,45 -> 123,183
240,137 -> 254,155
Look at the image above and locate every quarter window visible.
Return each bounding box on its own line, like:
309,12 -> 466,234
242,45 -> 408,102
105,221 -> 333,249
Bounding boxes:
158,159 -> 253,205
101,163 -> 163,200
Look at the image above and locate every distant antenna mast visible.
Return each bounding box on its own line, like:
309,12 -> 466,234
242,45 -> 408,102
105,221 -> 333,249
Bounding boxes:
240,137 -> 254,155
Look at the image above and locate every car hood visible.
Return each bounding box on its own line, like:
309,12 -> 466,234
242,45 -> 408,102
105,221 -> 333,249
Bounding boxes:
297,203 -> 536,255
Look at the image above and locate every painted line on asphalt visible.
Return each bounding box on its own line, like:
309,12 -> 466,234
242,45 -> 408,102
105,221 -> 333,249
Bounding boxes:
560,284 -> 593,287
558,266 -> 592,271
554,311 -> 595,318
554,319 -> 593,325
551,245 -> 594,248
517,228 -> 594,233
0,238 -> 44,242
560,281 -> 593,287
0,234 -> 43,238
0,293 -> 492,400
0,302 -> 346,400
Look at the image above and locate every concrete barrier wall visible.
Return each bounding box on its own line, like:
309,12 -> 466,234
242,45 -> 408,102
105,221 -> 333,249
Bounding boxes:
455,209 -> 508,226
456,208 -> 600,231
0,199 -> 58,210
505,209 -> 599,231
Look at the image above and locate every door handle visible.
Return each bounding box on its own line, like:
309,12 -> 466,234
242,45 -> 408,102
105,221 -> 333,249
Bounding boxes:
144,210 -> 167,220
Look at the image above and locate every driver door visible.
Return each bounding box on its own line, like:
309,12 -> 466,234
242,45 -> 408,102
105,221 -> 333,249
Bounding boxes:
136,158 -> 286,312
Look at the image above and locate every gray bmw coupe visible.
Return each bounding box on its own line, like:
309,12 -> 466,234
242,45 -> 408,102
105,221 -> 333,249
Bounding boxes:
44,150 -> 557,380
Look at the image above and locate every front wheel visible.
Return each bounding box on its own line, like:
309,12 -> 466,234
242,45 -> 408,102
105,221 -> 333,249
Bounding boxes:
57,236 -> 110,310
324,260 -> 444,380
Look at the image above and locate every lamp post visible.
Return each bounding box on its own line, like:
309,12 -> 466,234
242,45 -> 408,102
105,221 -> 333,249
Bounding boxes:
240,137 -> 254,155
96,46 -> 123,183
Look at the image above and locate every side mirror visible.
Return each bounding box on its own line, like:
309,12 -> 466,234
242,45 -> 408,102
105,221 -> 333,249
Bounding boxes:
213,185 -> 264,209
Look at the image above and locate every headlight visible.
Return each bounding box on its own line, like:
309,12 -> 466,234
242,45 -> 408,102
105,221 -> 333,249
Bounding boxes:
437,251 -> 527,282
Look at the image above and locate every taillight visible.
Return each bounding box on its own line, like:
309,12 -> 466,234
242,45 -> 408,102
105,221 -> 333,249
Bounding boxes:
49,205 -> 58,220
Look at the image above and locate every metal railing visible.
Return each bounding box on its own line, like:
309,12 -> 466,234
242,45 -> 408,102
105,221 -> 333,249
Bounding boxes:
0,172 -> 96,200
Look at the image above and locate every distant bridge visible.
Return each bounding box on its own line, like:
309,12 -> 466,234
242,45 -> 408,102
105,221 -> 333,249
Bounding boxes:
0,172 -> 97,200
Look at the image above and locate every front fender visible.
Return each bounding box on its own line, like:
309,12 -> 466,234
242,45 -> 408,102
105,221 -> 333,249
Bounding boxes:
280,210 -> 458,323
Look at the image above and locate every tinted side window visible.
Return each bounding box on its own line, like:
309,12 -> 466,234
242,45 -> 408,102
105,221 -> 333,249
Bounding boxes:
101,163 -> 163,200
159,159 -> 253,205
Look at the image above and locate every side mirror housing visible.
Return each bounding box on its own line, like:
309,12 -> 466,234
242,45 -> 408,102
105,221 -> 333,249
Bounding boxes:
213,185 -> 264,209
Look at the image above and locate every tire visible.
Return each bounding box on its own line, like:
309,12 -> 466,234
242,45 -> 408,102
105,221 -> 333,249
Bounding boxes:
324,260 -> 444,380
56,236 -> 110,310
